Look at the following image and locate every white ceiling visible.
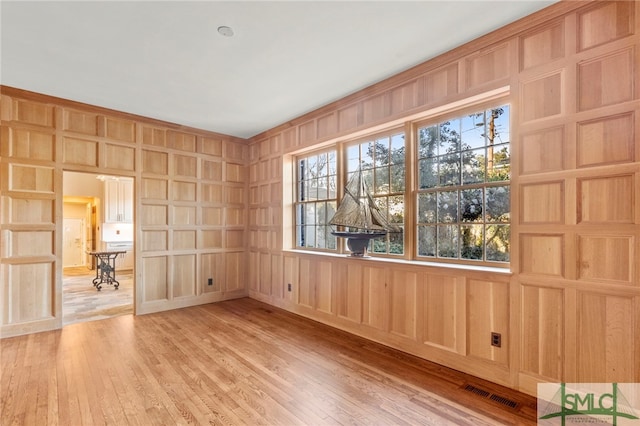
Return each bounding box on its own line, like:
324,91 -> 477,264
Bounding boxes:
1,1 -> 556,139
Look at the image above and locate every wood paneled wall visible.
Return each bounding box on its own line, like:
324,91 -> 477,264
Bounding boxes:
0,88 -> 249,337
247,1 -> 640,395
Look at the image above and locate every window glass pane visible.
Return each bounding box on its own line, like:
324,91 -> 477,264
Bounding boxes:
486,224 -> 510,262
317,153 -> 327,177
461,188 -> 483,222
417,225 -> 436,257
492,106 -> 510,144
419,158 -> 438,189
374,168 -> 389,194
418,193 -> 436,224
438,191 -> 458,223
488,144 -> 510,182
486,186 -> 510,222
440,118 -> 461,153
461,112 -> 486,150
437,225 -> 458,258
388,195 -> 404,225
439,152 -> 460,186
390,164 -> 405,192
462,148 -> 485,185
374,137 -> 389,167
362,141 -> 374,169
305,225 -> 316,247
418,125 -> 438,159
390,134 -> 405,165
461,224 -> 483,260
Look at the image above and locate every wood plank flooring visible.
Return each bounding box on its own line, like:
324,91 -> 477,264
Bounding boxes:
1,298 -> 537,425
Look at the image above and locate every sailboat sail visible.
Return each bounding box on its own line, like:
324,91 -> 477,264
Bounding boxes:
329,168 -> 401,233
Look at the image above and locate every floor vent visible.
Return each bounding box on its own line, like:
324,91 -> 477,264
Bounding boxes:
489,394 -> 518,408
462,384 -> 519,410
463,384 -> 491,398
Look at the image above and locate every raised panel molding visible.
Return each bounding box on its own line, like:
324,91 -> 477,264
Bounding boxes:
577,1 -> 635,51
577,48 -> 634,111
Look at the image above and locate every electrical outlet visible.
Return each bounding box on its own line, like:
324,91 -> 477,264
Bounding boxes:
207,278 -> 213,286
491,332 -> 501,348
287,283 -> 292,292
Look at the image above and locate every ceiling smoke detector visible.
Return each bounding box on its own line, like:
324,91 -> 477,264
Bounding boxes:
217,26 -> 234,37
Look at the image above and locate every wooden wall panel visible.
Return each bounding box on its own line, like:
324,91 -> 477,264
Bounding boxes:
577,1 -> 635,51
201,253 -> 223,293
577,234 -> 633,284
104,143 -> 135,171
576,113 -> 634,167
142,178 -> 168,200
423,274 -> 464,354
3,230 -> 53,257
173,230 -> 196,250
297,257 -> 314,308
172,181 -> 196,202
520,181 -> 564,224
62,109 -> 99,135
389,270 -> 418,340
363,265 -> 388,331
519,126 -> 565,174
520,234 -> 564,276
199,230 -> 222,249
520,20 -> 565,70
467,279 -> 509,365
3,127 -> 55,161
225,252 -> 245,293
105,117 -> 135,143
424,64 -> 458,104
578,174 -> 634,223
336,263 -> 362,323
466,43 -> 510,89
520,284 -> 563,380
172,254 -> 196,298
202,160 -> 222,181
174,154 -> 197,178
142,230 -> 168,252
172,206 -> 196,225
2,197 -> 54,224
141,204 -> 167,226
9,164 -> 54,193
1,88 -> 249,336
315,260 -> 333,315
2,262 -> 53,323
142,256 -> 168,301
62,137 -> 98,166
577,48 -> 634,111
576,292 -> 636,382
521,72 -> 562,122
11,98 -> 55,127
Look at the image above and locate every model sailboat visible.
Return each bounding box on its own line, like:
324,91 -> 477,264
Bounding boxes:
329,167 -> 401,257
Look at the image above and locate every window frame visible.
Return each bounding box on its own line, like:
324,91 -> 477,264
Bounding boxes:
290,96 -> 511,269
412,99 -> 511,268
293,148 -> 339,252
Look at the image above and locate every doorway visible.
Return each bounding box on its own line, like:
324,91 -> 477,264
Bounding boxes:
62,171 -> 135,326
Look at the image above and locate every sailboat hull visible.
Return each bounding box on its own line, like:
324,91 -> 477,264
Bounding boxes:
331,231 -> 386,257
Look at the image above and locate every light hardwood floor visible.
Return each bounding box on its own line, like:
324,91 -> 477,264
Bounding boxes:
1,298 -> 537,425
63,267 -> 134,325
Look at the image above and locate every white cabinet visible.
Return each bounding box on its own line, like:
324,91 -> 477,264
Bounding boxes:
104,178 -> 133,223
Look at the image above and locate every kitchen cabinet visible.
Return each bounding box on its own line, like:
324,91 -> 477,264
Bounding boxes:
104,178 -> 133,223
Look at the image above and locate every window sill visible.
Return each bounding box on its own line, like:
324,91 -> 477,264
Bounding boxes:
283,249 -> 512,276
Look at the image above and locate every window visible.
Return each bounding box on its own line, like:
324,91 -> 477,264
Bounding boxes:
291,100 -> 510,267
346,131 -> 405,255
295,150 -> 337,250
416,105 -> 510,263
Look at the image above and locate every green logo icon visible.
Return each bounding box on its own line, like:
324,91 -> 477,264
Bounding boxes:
539,383 -> 639,425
